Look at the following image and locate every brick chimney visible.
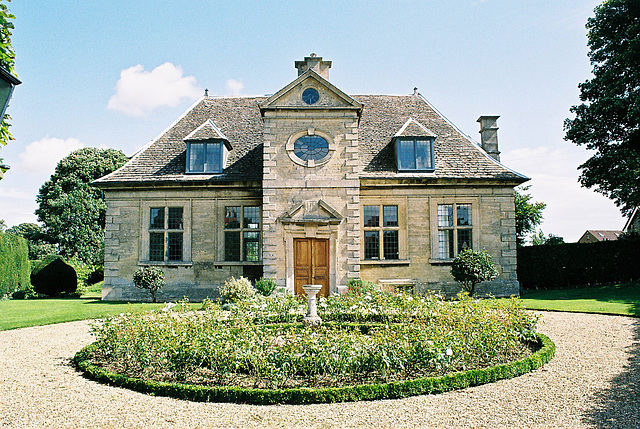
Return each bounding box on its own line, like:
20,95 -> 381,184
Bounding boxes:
295,53 -> 331,80
477,115 -> 500,162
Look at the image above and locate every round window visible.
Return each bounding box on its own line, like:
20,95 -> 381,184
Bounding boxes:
293,135 -> 329,161
301,88 -> 320,105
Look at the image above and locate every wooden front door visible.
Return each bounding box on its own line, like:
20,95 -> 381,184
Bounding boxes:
294,238 -> 330,298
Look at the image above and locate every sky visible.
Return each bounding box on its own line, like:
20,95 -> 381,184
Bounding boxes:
0,0 -> 627,242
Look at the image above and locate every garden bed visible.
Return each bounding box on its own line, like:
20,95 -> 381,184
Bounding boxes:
74,293 -> 555,404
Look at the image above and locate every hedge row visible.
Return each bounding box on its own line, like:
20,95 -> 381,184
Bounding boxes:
517,239 -> 640,290
73,334 -> 554,405
0,232 -> 30,295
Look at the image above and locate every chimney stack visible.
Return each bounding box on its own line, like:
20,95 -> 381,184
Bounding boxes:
477,115 -> 500,162
295,53 -> 332,80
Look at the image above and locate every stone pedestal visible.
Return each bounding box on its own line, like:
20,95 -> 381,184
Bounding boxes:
302,284 -> 323,326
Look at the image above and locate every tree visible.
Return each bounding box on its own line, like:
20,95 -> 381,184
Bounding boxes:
36,148 -> 128,265
6,222 -> 56,260
515,186 -> 546,246
0,0 -> 16,159
531,230 -> 565,246
133,266 -> 165,303
564,0 -> 640,215
450,249 -> 499,297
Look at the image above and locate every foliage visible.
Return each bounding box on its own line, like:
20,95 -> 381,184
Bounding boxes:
619,230 -> 640,241
79,292 -> 544,404
531,230 -> 565,246
219,276 -> 255,303
30,255 -> 77,297
517,239 -> 640,290
0,0 -> 16,150
67,257 -> 97,296
35,148 -> 128,265
254,277 -> 277,297
564,0 -> 640,215
5,222 -> 57,260
451,249 -> 499,296
514,186 -> 546,246
0,230 -> 30,296
346,278 -> 377,296
132,266 -> 165,303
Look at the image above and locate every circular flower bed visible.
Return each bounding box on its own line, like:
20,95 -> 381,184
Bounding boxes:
74,293 -> 555,404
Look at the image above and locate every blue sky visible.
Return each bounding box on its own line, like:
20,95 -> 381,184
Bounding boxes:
0,0 -> 626,241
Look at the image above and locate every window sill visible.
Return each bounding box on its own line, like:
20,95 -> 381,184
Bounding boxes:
139,261 -> 193,267
429,258 -> 454,265
360,259 -> 411,266
213,261 -> 263,266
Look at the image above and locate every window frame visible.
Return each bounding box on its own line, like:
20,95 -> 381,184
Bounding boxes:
429,198 -> 479,263
223,204 -> 262,262
140,200 -> 191,265
285,128 -> 336,168
394,137 -> 435,172
360,198 -> 408,263
185,140 -> 225,174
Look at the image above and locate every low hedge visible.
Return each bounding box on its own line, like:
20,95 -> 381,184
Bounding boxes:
517,239 -> 640,290
74,333 -> 554,405
0,231 -> 30,296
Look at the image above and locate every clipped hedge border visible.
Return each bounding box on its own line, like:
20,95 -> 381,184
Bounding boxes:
73,333 -> 554,405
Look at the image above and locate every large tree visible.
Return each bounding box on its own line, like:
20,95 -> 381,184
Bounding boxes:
0,0 -> 16,172
36,148 -> 128,265
6,222 -> 56,260
515,186 -> 546,246
564,0 -> 640,215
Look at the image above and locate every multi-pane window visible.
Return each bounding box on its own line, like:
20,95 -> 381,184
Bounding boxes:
149,207 -> 184,261
363,204 -> 399,260
224,206 -> 261,262
437,203 -> 473,259
396,138 -> 434,171
186,141 -> 223,173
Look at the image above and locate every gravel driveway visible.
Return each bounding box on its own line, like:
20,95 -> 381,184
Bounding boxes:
1,311 -> 639,429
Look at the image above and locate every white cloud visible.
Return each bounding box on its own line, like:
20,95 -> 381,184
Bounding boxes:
17,137 -> 84,177
502,146 -> 627,242
225,79 -> 244,96
107,63 -> 202,117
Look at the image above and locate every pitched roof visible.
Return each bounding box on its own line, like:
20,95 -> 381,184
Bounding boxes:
95,93 -> 527,186
394,117 -> 437,138
582,230 -> 623,241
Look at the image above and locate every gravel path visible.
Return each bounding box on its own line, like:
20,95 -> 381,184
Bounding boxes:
1,311 -> 639,429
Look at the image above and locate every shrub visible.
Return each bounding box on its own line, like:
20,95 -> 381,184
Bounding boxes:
87,265 -> 104,285
451,249 -> 499,297
30,255 -> 77,297
132,266 -> 165,303
219,276 -> 255,303
254,278 -> 277,296
0,231 -> 31,296
346,278 -> 377,296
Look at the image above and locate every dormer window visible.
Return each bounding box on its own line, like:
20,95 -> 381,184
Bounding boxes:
395,137 -> 435,171
186,141 -> 224,173
183,119 -> 232,174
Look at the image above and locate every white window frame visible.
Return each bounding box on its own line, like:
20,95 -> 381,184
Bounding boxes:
429,198 -> 479,263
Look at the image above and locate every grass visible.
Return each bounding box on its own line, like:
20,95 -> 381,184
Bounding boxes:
520,282 -> 640,317
0,297 -> 164,331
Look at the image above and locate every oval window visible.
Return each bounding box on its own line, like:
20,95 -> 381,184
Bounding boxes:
293,135 -> 329,161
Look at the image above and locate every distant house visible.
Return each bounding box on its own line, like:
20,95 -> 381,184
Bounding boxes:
94,54 -> 528,302
623,207 -> 639,233
578,230 -> 622,244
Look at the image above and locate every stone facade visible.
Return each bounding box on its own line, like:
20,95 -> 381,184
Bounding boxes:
95,55 -> 527,301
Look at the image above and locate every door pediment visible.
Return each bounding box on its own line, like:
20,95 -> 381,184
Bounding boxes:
279,200 -> 343,225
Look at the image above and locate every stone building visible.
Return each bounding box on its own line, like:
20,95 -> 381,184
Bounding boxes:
94,54 -> 528,301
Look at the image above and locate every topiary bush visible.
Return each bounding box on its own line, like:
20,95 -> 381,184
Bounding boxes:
0,231 -> 31,296
219,276 -> 255,303
30,255 -> 77,297
132,266 -> 165,303
451,249 -> 499,297
254,277 -> 277,297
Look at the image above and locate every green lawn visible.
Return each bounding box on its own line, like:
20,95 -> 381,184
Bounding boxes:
519,282 -> 640,317
0,298 -> 164,331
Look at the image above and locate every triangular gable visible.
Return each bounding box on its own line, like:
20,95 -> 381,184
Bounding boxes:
279,199 -> 343,225
394,117 -> 437,138
183,119 -> 233,150
259,69 -> 363,115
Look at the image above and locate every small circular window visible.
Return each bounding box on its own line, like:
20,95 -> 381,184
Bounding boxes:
294,135 -> 329,161
301,88 -> 320,105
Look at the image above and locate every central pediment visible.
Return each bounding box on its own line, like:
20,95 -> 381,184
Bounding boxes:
279,200 -> 343,225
